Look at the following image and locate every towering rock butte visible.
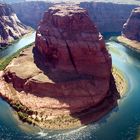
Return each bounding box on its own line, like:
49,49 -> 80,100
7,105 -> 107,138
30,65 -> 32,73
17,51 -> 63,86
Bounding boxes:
34,4 -> 117,118
36,4 -> 112,77
0,3 -> 29,47
123,7 -> 140,41
1,5 -> 118,129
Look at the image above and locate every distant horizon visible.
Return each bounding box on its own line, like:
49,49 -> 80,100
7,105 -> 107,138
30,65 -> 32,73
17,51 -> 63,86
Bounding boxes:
0,0 -> 140,5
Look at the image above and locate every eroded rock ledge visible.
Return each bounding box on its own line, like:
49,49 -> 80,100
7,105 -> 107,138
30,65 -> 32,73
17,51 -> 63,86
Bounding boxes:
123,7 -> 140,42
0,5 -> 120,129
115,7 -> 140,52
0,3 -> 30,47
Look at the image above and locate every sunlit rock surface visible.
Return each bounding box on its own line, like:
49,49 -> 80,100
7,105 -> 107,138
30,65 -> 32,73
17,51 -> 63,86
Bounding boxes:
0,3 -> 29,47
1,4 -> 119,129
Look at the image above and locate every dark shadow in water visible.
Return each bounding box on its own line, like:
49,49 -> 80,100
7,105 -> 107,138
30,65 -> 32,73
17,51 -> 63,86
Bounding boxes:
103,32 -> 121,40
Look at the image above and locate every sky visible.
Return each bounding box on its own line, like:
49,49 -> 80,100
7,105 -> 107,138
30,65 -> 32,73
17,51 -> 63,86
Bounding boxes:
25,0 -> 140,5
0,0 -> 140,5
26,0 -> 140,4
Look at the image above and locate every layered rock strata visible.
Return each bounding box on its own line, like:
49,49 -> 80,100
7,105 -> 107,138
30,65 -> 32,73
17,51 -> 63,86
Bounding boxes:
0,3 -> 29,47
80,2 -> 138,33
12,1 -> 138,33
116,7 -> 140,53
12,1 -> 53,28
123,7 -> 140,41
0,5 -> 119,129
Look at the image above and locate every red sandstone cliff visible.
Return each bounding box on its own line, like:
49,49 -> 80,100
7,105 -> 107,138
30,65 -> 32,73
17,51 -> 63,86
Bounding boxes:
35,4 -> 112,77
33,4 -> 114,113
0,3 -> 29,47
122,7 -> 140,41
1,4 -> 118,129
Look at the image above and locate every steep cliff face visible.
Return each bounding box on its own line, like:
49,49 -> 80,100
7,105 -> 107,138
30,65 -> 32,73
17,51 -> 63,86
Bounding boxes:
12,1 -> 53,28
1,5 -> 118,129
122,7 -> 140,41
36,4 -> 111,78
33,4 -> 114,114
12,1 -> 138,33
0,3 -> 29,47
80,2 -> 138,33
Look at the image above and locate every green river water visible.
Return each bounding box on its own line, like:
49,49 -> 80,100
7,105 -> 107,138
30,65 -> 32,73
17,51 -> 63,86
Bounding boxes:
0,33 -> 140,140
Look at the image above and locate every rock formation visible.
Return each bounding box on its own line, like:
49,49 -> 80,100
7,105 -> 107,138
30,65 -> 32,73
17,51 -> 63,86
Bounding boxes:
12,1 -> 138,33
1,4 -> 119,129
12,1 -> 53,28
80,2 -> 138,33
0,3 -> 29,47
36,4 -> 112,78
122,7 -> 140,41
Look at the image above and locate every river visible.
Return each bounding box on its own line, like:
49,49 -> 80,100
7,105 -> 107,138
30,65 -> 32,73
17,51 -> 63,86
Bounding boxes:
0,33 -> 140,140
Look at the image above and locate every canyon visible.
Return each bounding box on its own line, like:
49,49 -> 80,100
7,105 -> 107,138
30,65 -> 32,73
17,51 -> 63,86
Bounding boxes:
0,4 -> 119,129
80,2 -> 138,33
116,7 -> 140,52
122,7 -> 140,41
11,1 -> 139,33
0,3 -> 29,47
12,1 -> 53,28
0,1 -> 140,139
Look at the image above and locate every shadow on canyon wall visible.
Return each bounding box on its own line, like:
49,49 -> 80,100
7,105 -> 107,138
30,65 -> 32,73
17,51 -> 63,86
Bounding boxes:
32,46 -> 119,125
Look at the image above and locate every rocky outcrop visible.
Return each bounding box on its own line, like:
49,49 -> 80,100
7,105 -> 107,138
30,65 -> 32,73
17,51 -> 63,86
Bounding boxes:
115,7 -> 140,53
1,5 -> 119,129
35,4 -> 112,78
122,7 -> 140,41
0,3 -> 29,47
12,1 -> 53,28
80,2 -> 138,33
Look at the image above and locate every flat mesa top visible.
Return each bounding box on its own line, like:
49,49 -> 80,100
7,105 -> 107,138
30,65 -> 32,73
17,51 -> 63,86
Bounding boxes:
48,4 -> 87,17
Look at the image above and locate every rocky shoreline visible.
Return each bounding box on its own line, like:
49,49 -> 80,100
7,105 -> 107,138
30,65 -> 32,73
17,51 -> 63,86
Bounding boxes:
0,3 -> 30,47
0,60 -> 126,130
112,67 -> 127,97
108,7 -> 140,54
116,36 -> 140,53
0,77 -> 122,130
115,7 -> 140,53
0,4 -> 127,130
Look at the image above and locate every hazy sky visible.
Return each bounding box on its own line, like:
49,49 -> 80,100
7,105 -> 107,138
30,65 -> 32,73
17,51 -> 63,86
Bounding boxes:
25,0 -> 140,5
0,0 -> 140,5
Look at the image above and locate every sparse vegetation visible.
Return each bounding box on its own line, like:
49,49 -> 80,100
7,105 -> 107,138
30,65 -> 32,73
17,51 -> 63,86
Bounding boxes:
0,37 -> 127,130
0,43 -> 34,70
